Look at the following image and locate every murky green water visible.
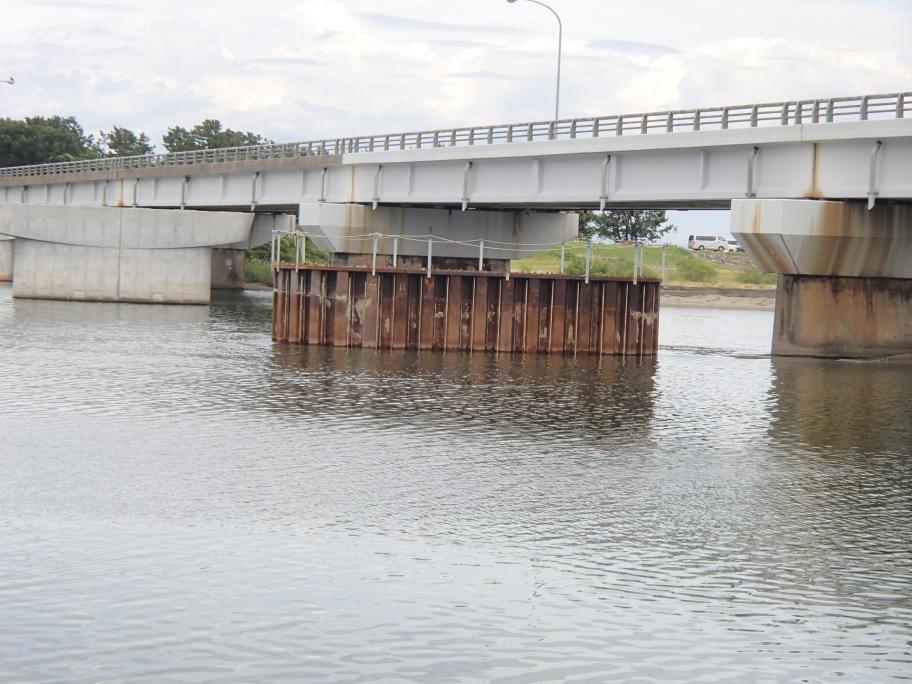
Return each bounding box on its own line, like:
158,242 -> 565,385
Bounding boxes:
1,284 -> 910,682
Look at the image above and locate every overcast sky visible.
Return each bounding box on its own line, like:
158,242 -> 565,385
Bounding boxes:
2,0 -> 909,240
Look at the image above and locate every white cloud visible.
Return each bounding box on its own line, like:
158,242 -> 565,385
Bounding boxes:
0,0 -> 908,146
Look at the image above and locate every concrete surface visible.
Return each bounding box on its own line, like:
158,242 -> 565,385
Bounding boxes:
13,239 -> 211,304
211,248 -> 246,289
0,236 -> 11,281
0,205 -> 258,304
731,199 -> 912,279
772,274 -> 912,358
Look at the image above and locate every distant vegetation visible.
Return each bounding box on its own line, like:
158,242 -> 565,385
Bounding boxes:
0,116 -> 270,166
578,209 -> 674,243
245,235 -> 327,285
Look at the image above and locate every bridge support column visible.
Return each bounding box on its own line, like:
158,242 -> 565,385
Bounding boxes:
211,248 -> 247,289
773,275 -> 911,357
0,205 -> 258,304
0,236 -> 12,282
733,199 -> 912,358
299,202 -> 578,270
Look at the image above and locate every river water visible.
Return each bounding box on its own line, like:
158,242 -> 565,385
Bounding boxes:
0,283 -> 910,683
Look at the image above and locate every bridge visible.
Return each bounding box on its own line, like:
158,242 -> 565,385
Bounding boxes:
0,92 -> 910,356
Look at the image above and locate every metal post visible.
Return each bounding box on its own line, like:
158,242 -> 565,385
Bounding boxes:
661,244 -> 666,281
426,233 -> 433,279
270,231 -> 275,270
392,235 -> 399,268
584,239 -> 591,284
507,0 -> 561,120
633,241 -> 638,285
303,233 -> 308,264
371,233 -> 378,276
478,238 -> 485,271
294,233 -> 300,271
559,241 -> 565,274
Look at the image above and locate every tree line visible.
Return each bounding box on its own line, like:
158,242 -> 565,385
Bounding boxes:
0,116 -> 270,168
0,115 -> 674,242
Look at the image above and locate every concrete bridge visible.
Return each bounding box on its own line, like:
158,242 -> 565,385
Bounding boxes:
0,92 -> 910,357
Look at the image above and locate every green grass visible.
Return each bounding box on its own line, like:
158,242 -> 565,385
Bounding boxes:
243,234 -> 329,286
735,268 -> 778,285
513,243 -> 774,287
244,259 -> 275,286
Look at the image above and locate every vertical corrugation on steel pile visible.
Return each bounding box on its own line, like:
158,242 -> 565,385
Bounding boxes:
272,265 -> 659,357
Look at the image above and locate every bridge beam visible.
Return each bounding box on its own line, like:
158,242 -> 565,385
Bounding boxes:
732,199 -> 912,358
0,205 -> 290,304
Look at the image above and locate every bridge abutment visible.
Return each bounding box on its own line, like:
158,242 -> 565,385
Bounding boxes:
733,199 -> 912,358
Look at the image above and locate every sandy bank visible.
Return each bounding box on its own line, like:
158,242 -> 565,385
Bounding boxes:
662,285 -> 775,310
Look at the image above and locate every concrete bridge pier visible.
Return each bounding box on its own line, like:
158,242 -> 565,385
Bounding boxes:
211,248 -> 247,289
733,199 -> 912,358
0,205 -> 289,303
299,202 -> 579,270
0,235 -> 11,281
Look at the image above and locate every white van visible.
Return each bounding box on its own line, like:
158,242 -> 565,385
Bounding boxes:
688,235 -> 730,251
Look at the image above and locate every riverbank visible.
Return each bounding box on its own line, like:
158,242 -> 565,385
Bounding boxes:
662,285 -> 775,310
240,281 -> 775,310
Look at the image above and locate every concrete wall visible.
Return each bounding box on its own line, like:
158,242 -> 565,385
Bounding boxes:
0,236 -> 11,281
13,239 -> 211,304
0,204 -> 257,304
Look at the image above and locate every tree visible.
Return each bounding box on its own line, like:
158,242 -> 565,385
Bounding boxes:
162,119 -> 271,152
102,126 -> 154,156
578,210 -> 674,242
0,116 -> 100,167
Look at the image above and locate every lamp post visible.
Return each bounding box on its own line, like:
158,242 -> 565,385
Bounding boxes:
1,76 -> 14,86
507,0 -> 562,121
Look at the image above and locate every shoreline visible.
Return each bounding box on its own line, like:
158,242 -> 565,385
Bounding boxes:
238,282 -> 776,309
661,285 -> 775,310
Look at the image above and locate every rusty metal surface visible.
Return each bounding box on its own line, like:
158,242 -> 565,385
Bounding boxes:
272,265 -> 660,357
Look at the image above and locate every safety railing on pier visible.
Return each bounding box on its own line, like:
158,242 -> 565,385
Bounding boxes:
268,230 -> 667,286
1,92 -> 908,180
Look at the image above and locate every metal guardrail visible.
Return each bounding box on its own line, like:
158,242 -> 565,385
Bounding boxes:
1,92 -> 908,180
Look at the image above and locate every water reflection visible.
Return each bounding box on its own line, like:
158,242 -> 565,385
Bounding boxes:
268,344 -> 658,443
0,287 -> 909,683
770,356 -> 912,455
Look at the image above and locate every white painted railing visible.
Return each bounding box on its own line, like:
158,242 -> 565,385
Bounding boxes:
1,92 -> 908,180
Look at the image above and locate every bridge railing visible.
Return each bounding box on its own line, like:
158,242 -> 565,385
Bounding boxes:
1,92 -> 908,180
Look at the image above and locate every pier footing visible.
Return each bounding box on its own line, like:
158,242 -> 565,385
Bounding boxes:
773,274 -> 912,358
272,265 -> 660,356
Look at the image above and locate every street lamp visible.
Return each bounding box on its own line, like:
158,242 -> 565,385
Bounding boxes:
507,0 -> 562,121
1,76 -> 13,86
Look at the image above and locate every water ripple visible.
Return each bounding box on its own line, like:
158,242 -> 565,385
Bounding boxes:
0,285 -> 910,682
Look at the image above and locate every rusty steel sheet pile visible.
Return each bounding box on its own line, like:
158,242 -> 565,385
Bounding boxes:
272,265 -> 659,357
